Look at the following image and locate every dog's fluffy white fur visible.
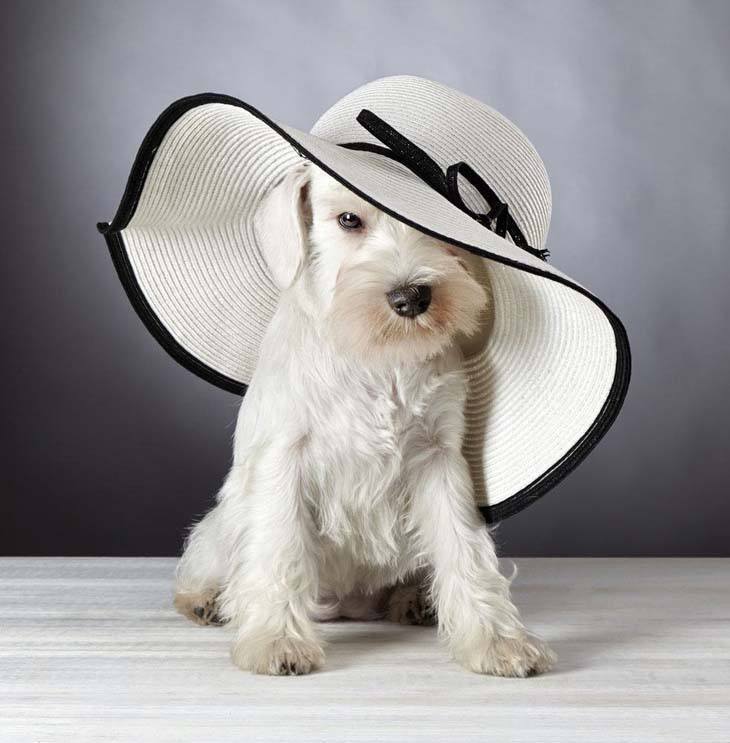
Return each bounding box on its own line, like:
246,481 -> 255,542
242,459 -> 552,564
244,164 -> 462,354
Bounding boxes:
173,163 -> 556,677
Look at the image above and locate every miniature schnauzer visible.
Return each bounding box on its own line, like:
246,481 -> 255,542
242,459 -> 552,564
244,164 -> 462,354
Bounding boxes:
173,162 -> 556,677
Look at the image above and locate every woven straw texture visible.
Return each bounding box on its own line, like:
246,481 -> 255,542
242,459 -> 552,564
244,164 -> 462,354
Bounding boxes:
117,77 -> 619,509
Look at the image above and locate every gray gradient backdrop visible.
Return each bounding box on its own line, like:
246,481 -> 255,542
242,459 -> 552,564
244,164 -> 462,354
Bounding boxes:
3,0 -> 729,556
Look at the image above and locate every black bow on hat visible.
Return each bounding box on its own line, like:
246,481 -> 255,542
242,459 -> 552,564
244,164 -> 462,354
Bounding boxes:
340,109 -> 549,262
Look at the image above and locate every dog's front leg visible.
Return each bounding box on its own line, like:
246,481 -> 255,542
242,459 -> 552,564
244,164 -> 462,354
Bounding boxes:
220,439 -> 324,676
409,447 -> 555,677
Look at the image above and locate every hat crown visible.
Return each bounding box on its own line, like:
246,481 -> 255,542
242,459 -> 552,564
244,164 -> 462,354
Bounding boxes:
310,76 -> 552,252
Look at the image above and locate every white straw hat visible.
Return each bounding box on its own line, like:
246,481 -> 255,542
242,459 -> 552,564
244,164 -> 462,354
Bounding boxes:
98,75 -> 630,522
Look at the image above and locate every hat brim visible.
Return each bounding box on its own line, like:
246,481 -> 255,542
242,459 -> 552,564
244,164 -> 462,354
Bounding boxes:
98,93 -> 630,523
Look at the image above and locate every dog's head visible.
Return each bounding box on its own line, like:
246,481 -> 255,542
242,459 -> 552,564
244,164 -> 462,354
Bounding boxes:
255,162 -> 488,364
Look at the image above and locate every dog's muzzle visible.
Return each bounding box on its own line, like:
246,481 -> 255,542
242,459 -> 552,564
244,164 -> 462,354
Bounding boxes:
386,284 -> 432,318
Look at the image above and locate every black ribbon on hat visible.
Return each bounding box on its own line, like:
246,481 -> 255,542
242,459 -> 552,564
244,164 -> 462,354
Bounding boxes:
340,109 -> 549,262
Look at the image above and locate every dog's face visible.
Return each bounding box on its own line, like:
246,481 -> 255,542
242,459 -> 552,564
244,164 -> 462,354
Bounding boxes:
256,162 -> 488,364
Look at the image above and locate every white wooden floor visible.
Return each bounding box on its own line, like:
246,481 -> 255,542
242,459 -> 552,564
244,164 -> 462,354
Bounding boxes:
1,558 -> 728,742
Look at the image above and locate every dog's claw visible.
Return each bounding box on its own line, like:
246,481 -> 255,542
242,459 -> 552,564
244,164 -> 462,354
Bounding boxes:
456,632 -> 556,677
174,591 -> 228,627
232,636 -> 325,676
386,584 -> 437,626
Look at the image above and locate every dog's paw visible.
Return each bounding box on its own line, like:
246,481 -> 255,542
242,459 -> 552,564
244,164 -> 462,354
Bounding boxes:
386,584 -> 437,626
231,635 -> 325,676
456,632 -> 556,677
173,590 -> 227,626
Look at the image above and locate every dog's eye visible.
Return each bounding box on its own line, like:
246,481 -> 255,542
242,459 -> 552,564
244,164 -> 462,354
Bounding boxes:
338,212 -> 362,230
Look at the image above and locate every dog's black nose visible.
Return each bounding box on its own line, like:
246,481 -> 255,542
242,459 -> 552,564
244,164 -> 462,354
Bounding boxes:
386,284 -> 432,317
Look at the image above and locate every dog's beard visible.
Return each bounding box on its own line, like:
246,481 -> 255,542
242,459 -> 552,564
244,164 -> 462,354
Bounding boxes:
327,253 -> 488,365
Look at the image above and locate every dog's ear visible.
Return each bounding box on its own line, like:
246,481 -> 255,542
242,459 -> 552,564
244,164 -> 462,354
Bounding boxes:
255,162 -> 312,290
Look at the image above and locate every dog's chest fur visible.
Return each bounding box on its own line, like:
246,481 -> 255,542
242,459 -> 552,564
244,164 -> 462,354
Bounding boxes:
301,346 -> 465,579
241,299 -> 468,588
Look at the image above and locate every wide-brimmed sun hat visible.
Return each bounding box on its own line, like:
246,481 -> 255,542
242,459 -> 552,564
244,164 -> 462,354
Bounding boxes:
98,75 -> 630,522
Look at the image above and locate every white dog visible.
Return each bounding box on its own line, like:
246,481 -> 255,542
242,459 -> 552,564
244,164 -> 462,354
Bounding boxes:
173,162 -> 556,677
